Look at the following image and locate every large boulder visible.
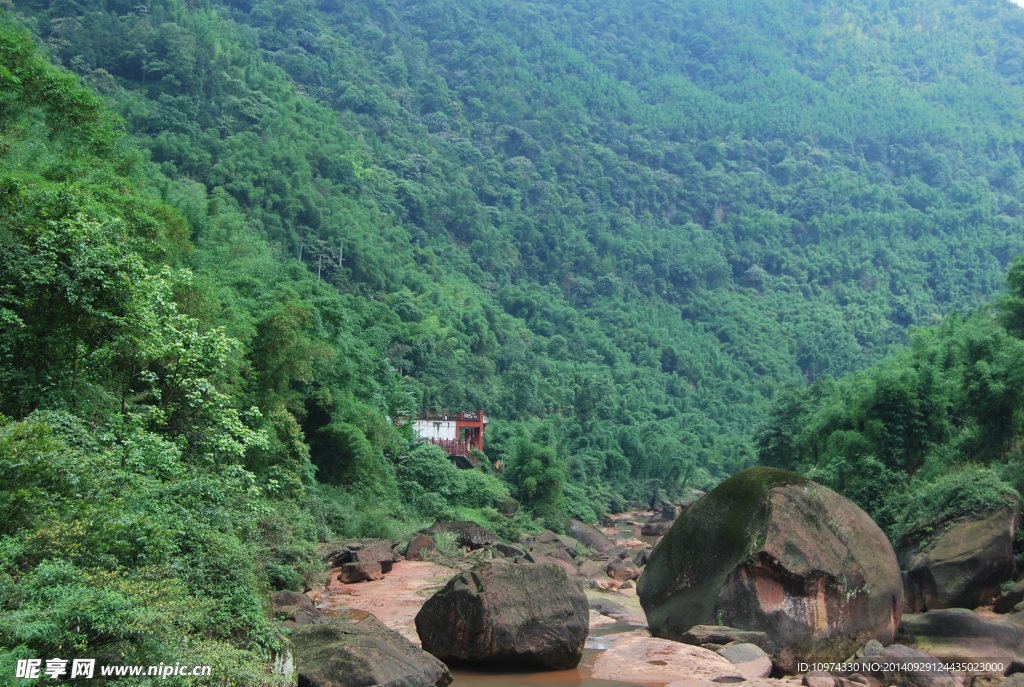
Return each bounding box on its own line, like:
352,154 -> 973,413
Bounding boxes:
523,530 -> 579,559
292,609 -> 451,687
637,467 -> 903,673
898,506 -> 1018,611
415,560 -> 589,670
567,519 -> 614,553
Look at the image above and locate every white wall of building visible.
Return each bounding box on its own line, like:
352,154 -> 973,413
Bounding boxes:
413,419 -> 457,441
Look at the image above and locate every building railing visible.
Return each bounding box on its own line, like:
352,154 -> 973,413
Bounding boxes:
424,438 -> 478,463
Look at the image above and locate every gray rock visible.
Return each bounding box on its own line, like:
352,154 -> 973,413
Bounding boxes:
415,560 -> 589,670
567,519 -> 614,553
679,625 -> 772,652
426,522 -> 497,550
898,609 -> 1024,666
996,582 -> 1024,614
494,542 -> 528,559
293,609 -> 451,687
715,642 -> 772,678
852,639 -> 962,687
899,506 -> 1019,611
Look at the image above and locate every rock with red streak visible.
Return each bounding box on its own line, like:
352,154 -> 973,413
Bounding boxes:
415,560 -> 589,670
637,467 -> 903,673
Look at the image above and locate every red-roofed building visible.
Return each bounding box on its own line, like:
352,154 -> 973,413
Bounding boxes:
412,410 -> 487,465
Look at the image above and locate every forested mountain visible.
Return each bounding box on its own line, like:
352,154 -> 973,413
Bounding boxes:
12,0 -> 1024,504
5,0 -> 1024,681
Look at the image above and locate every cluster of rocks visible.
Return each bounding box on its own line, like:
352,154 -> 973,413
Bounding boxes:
322,538 -> 403,583
635,466 -> 1024,687
285,465 -> 1024,687
289,556 -> 590,686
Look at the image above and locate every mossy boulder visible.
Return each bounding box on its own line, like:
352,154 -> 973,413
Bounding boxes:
637,467 -> 902,672
415,560 -> 589,670
293,609 -> 451,687
898,505 -> 1018,611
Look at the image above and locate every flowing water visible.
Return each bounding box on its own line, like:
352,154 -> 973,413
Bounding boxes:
450,623 -> 661,687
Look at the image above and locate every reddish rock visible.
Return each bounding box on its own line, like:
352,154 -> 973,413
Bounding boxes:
531,553 -> 577,576
804,672 -> 836,687
638,467 -> 903,673
590,633 -> 744,685
339,561 -> 384,583
607,558 -> 641,582
405,534 -> 437,561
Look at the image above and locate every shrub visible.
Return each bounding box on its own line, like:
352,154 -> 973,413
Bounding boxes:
888,465 -> 1020,542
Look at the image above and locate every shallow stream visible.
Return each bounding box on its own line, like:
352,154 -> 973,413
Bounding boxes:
450,623 -> 660,687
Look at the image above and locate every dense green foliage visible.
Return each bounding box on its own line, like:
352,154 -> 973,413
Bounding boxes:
7,0 -> 1024,679
757,261 -> 1024,539
12,0 -> 1024,511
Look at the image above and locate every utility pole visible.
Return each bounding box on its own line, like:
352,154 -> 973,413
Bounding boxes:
338,242 -> 344,268
298,243 -> 304,261
317,253 -> 322,288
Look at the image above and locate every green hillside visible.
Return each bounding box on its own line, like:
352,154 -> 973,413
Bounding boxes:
5,0 -> 1024,680
14,0 -> 1024,506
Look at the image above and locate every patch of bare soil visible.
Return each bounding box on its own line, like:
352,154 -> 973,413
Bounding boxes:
310,559 -> 459,644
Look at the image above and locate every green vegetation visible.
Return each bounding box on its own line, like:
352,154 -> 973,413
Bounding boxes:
6,0 -> 1024,679
757,260 -> 1024,540
12,0 -> 1024,515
